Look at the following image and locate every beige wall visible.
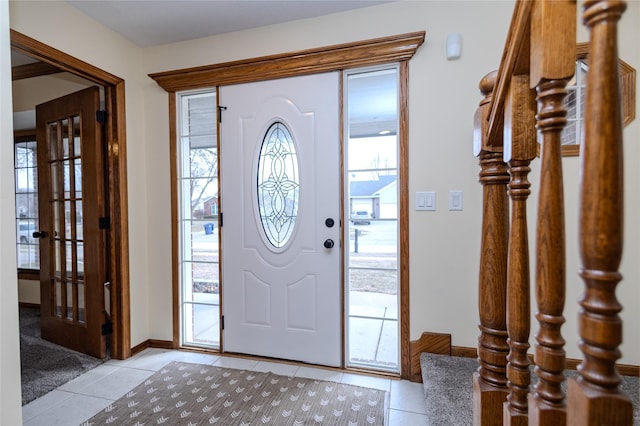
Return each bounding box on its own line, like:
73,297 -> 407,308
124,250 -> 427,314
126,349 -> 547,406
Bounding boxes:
10,0 -> 152,349
5,5 -> 639,411
18,278 -> 39,305
1,0 -> 23,422
12,72 -> 93,113
143,1 -> 640,364
142,0 -> 514,351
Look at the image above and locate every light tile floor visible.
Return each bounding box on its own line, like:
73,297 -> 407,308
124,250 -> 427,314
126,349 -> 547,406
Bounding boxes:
22,348 -> 431,426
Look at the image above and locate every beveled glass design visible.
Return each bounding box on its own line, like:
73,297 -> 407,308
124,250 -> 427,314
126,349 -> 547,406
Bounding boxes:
257,122 -> 300,248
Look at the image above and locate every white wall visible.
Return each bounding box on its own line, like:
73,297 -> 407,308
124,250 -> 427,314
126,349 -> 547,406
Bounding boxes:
6,0 -> 639,381
0,0 -> 23,422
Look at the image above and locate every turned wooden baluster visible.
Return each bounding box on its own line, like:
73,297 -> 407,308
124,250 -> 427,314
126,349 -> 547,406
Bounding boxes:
503,74 -> 537,426
567,1 -> 633,424
473,71 -> 510,426
529,77 -> 570,426
527,2 -> 575,425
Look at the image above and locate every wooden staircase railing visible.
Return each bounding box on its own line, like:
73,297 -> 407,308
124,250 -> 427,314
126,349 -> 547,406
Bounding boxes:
473,1 -> 633,425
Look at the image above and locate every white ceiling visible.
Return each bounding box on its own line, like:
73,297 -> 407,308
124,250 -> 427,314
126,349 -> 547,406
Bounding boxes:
65,0 -> 394,48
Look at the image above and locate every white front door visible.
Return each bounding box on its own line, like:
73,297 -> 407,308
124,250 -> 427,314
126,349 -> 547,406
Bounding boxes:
220,73 -> 341,366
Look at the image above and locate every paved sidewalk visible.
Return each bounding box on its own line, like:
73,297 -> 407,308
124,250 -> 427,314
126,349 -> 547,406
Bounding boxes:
189,290 -> 399,370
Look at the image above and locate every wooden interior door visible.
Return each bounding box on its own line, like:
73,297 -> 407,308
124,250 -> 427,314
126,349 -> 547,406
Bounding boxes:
36,86 -> 107,359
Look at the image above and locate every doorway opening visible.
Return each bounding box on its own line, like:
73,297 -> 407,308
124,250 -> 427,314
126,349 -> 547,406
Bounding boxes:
10,30 -> 130,366
151,32 -> 422,378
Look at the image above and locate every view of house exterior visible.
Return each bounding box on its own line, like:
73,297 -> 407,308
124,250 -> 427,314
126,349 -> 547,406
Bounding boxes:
349,175 -> 397,220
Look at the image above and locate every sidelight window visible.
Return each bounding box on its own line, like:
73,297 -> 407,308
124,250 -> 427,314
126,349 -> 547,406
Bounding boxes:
177,89 -> 220,349
345,65 -> 400,373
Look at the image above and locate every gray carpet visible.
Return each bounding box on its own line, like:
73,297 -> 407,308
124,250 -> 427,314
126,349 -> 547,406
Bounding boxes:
420,353 -> 640,426
20,307 -> 106,405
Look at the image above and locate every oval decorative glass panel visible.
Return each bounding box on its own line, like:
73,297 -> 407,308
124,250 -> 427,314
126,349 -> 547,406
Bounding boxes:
257,122 -> 300,248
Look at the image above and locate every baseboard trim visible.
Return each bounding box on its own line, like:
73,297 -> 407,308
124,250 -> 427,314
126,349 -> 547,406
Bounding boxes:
410,332 -> 640,382
137,334 -> 639,379
437,340 -> 639,378
131,339 -> 175,356
451,345 -> 476,358
18,302 -> 40,310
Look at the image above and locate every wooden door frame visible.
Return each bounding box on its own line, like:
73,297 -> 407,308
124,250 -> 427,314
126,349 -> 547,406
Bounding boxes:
11,30 -> 131,359
150,32 -> 424,379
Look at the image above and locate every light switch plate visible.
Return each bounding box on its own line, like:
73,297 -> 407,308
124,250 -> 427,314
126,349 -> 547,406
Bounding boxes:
416,191 -> 436,211
449,190 -> 463,211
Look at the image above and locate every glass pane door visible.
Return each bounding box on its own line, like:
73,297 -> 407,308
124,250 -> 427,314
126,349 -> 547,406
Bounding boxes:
36,86 -> 106,358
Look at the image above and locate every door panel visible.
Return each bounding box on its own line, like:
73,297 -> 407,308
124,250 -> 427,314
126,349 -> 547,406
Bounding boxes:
221,73 -> 341,366
36,86 -> 107,359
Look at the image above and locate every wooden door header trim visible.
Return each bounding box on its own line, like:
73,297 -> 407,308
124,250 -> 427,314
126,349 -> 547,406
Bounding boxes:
10,29 -> 123,86
149,31 -> 426,92
12,61 -> 61,81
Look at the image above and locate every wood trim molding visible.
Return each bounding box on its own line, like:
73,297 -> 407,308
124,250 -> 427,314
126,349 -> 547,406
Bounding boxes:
149,32 -> 425,92
169,94 -> 181,350
131,339 -> 175,356
12,61 -> 61,81
448,344 -> 639,377
17,270 -> 39,281
408,332 -> 451,383
11,30 -> 131,360
575,42 -> 635,128
106,81 -> 132,359
130,339 -> 151,356
11,30 -> 122,86
398,61 -> 412,380
535,42 -> 636,158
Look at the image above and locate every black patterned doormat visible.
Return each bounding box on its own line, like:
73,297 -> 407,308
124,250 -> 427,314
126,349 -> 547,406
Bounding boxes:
81,361 -> 387,425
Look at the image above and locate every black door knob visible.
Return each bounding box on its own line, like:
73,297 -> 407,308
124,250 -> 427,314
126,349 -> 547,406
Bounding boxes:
324,239 -> 334,249
325,218 -> 335,228
32,230 -> 47,239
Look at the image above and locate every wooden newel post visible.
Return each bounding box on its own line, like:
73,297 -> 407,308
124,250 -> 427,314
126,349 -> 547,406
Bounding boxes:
567,1 -> 633,425
473,71 -> 510,426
